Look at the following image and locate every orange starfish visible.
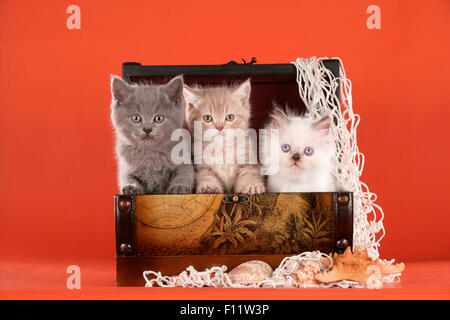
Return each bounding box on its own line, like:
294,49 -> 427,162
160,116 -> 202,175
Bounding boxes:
315,246 -> 405,284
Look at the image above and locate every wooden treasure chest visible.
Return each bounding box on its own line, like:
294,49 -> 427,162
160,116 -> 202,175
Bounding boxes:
115,60 -> 353,286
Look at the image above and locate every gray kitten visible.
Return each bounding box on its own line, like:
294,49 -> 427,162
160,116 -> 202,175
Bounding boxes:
110,75 -> 194,195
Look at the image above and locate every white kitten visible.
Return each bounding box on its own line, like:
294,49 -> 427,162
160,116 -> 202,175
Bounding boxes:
265,105 -> 337,192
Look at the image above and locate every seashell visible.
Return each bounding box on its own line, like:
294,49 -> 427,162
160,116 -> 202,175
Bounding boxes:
315,246 -> 405,285
294,260 -> 321,286
228,260 -> 273,285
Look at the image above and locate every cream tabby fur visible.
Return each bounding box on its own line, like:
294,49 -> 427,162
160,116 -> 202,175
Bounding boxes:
184,80 -> 264,194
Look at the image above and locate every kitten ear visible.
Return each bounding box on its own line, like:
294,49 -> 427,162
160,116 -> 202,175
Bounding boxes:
183,85 -> 202,112
233,78 -> 251,107
163,75 -> 184,103
313,115 -> 332,136
270,104 -> 289,128
111,75 -> 132,104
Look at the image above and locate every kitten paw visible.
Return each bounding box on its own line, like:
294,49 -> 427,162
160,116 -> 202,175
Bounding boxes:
122,185 -> 143,195
144,176 -> 160,194
167,184 -> 193,194
239,183 -> 265,194
196,183 -> 223,194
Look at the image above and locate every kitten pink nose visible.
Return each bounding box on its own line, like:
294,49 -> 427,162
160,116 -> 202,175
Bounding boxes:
292,153 -> 301,161
215,123 -> 224,131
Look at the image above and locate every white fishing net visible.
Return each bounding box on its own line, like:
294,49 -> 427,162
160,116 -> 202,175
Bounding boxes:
144,251 -> 401,288
142,57 -> 391,288
291,57 -> 385,259
144,252 -> 335,288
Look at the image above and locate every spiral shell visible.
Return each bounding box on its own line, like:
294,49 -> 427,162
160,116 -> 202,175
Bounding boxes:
228,260 -> 273,285
294,260 -> 321,286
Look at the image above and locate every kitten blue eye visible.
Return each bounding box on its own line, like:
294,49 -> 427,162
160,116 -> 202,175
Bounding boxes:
281,144 -> 291,153
304,147 -> 314,156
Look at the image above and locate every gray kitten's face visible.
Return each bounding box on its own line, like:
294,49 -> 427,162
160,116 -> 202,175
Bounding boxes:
111,76 -> 185,145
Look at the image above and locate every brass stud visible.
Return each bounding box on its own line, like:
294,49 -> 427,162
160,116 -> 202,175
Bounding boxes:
336,239 -> 350,253
337,194 -> 350,206
120,243 -> 132,254
232,195 -> 239,202
118,197 -> 132,211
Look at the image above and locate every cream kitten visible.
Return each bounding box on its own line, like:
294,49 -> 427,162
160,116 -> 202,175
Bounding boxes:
184,80 -> 265,194
265,105 -> 337,192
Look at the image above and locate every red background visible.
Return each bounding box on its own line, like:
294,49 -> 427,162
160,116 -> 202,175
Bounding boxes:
0,0 -> 449,298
